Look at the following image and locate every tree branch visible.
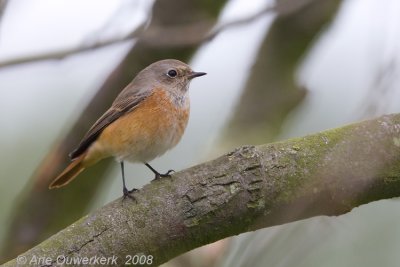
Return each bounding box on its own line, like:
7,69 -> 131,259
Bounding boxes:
5,113 -> 400,266
0,22 -> 147,68
1,0 -> 320,69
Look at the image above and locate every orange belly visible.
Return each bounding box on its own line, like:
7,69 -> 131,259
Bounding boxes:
84,88 -> 189,165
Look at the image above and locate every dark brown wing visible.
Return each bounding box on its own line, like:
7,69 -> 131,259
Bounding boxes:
69,89 -> 150,160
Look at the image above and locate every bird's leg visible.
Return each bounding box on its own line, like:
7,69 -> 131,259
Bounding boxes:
121,161 -> 137,199
145,163 -> 174,181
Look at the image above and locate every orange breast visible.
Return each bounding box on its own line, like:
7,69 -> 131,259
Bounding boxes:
85,88 -> 190,164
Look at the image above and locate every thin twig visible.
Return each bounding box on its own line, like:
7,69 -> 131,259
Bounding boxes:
0,23 -> 147,68
0,0 -> 320,68
0,5 -> 277,68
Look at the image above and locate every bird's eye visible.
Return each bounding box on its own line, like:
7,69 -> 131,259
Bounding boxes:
167,69 -> 178,78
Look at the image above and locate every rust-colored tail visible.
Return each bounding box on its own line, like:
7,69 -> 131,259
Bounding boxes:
49,154 -> 86,189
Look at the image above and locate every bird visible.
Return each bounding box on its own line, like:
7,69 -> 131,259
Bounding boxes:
49,59 -> 206,198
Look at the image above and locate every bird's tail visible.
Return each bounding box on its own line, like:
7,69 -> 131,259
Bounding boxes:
49,154 -> 86,189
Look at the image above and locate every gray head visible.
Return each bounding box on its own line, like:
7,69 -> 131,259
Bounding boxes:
135,59 -> 206,94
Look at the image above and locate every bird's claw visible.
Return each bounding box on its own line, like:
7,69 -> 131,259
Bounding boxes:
123,187 -> 138,201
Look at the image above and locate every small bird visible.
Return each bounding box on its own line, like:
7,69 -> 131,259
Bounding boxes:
49,59 -> 206,197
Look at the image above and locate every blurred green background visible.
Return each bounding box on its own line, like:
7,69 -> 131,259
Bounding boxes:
1,0 -> 400,266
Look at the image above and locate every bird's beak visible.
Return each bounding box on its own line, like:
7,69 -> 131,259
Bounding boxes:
188,71 -> 207,79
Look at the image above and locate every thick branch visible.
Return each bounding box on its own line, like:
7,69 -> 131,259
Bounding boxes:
5,114 -> 400,266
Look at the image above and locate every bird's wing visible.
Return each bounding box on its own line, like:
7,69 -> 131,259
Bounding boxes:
69,85 -> 151,160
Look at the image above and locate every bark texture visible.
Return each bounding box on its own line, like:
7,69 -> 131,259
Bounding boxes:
4,113 -> 400,266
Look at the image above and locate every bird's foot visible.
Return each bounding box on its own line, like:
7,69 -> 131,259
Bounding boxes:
123,187 -> 138,200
